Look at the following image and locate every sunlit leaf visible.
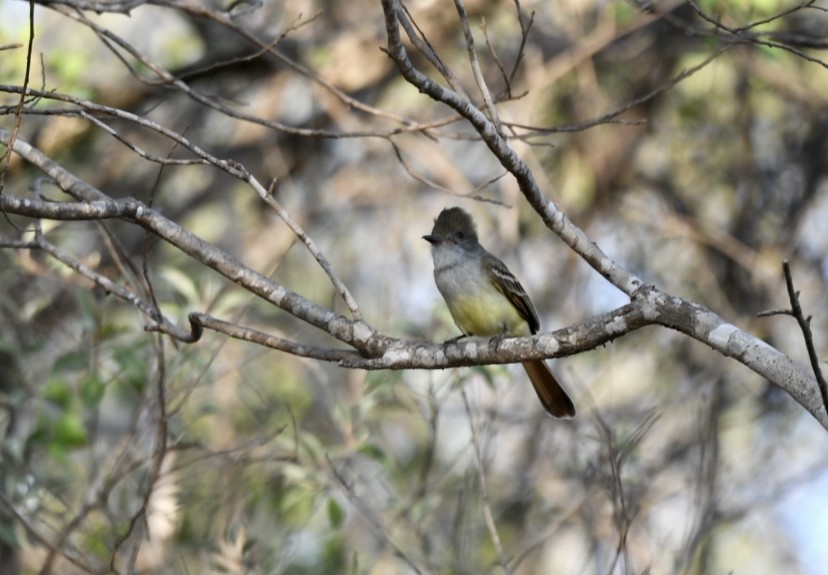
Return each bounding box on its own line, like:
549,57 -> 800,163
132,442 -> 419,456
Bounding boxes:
53,412 -> 88,449
43,379 -> 72,408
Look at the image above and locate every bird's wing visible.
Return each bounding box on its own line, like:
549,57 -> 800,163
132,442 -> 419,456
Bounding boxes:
484,254 -> 541,334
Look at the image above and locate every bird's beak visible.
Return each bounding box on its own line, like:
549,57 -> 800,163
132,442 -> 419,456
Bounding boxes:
422,234 -> 441,244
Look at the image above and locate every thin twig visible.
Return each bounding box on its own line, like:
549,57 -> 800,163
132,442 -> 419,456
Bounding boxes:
454,0 -> 503,135
508,1 -> 534,86
33,228 -> 191,339
109,332 -> 169,574
759,261 -> 828,417
257,178 -> 362,319
504,44 -> 732,136
326,455 -> 429,575
461,389 -> 512,575
398,4 -> 469,98
480,18 -> 512,98
0,491 -> 95,574
687,0 -> 828,70
0,0 -> 34,196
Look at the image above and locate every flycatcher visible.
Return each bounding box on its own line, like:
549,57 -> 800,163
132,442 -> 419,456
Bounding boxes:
423,207 -> 575,418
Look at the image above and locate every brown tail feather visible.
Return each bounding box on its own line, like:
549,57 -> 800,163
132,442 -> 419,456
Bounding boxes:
522,360 -> 576,418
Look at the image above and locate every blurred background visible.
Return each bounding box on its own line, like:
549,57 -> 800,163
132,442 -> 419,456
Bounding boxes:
2,0 -> 828,573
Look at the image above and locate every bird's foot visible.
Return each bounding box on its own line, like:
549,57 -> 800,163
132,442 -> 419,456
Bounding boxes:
488,333 -> 506,352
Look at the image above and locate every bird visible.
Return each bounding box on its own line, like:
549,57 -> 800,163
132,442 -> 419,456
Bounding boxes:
423,207 -> 575,418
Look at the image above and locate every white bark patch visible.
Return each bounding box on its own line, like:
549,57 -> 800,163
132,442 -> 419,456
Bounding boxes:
607,315 -> 628,334
352,321 -> 373,342
708,323 -> 738,350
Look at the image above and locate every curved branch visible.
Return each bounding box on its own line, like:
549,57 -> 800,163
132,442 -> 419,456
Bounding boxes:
186,312 -> 364,362
3,188 -> 824,427
0,120 -> 385,357
2,3 -> 824,432
0,189 -> 379,345
379,0 -> 827,430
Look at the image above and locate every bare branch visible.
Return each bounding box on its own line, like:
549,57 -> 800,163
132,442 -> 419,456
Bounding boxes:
397,4 -> 470,98
687,0 -> 828,69
185,312 -> 363,362
453,0 -> 504,135
759,261 -> 828,417
255,178 -> 362,320
507,2 -> 534,87
0,151 -> 380,354
8,167 -> 826,427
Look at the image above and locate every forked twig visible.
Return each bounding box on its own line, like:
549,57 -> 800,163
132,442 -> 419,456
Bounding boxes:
758,261 -> 828,417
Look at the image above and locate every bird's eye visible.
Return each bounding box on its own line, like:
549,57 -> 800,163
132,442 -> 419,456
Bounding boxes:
455,231 -> 465,241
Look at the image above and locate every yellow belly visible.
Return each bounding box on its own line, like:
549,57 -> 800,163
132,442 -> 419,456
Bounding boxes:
447,292 -> 530,337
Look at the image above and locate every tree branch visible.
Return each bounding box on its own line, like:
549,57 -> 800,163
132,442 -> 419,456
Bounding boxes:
378,0 -> 827,430
758,261 -> 828,418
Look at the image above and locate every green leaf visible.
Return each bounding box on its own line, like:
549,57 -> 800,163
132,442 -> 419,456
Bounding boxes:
43,379 -> 72,408
54,412 -> 88,449
357,442 -> 386,463
53,350 -> 88,373
279,486 -> 315,525
0,523 -> 19,547
114,347 -> 148,394
327,497 -> 344,528
81,374 -> 106,407
24,420 -> 50,454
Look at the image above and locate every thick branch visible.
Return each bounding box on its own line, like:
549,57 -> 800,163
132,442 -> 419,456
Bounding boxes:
379,0 -> 827,430
0,128 -> 377,352
0,191 -> 380,354
4,189 -> 825,427
648,288 -> 822,424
